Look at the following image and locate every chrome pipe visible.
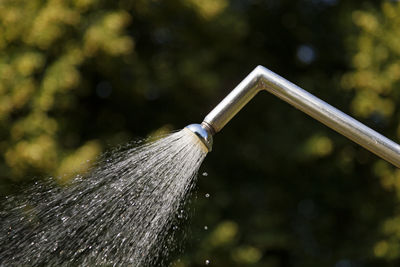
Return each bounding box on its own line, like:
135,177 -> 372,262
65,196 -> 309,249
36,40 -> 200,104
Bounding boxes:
202,65 -> 400,168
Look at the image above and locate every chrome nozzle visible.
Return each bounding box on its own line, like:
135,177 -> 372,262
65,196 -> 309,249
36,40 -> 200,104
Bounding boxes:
185,123 -> 213,152
200,65 -> 400,168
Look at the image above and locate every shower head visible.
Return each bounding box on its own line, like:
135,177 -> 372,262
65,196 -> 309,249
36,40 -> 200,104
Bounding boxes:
185,123 -> 214,152
194,65 -> 400,168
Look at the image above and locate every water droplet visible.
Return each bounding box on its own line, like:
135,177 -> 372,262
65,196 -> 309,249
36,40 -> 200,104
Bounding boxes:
205,259 -> 210,265
204,226 -> 208,230
202,172 -> 208,176
205,193 -> 210,198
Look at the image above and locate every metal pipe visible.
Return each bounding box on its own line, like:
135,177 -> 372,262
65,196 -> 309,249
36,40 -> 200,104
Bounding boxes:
202,65 -> 400,168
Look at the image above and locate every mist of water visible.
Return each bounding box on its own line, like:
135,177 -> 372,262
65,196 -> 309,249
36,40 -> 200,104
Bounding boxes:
0,128 -> 207,266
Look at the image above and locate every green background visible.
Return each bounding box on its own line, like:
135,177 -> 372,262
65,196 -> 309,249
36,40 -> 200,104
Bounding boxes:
1,0 -> 400,266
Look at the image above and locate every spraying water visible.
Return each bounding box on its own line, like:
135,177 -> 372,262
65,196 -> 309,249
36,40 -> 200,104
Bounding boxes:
0,128 -> 207,266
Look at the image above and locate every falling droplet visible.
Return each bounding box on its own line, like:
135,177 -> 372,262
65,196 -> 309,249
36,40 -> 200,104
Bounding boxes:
202,172 -> 208,176
205,193 -> 210,198
204,226 -> 208,230
205,259 -> 210,265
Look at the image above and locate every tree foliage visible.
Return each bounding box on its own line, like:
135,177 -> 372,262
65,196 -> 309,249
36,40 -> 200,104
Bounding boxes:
342,2 -> 400,262
0,0 -> 134,183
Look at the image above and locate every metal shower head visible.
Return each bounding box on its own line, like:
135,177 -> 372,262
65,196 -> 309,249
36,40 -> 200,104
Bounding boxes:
186,65 -> 400,168
185,123 -> 213,152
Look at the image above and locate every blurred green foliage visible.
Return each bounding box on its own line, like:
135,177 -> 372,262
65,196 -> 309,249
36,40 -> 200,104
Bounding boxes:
0,0 -> 133,183
342,2 -> 400,262
1,0 -> 400,266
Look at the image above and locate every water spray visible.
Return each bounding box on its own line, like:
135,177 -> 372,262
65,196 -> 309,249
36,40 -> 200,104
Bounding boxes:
186,65 -> 400,168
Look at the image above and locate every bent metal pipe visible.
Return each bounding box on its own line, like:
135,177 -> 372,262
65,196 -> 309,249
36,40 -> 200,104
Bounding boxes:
187,66 -> 400,168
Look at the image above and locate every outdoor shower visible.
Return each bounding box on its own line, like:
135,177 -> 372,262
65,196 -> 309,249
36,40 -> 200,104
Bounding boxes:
3,65 -> 400,266
186,65 -> 400,168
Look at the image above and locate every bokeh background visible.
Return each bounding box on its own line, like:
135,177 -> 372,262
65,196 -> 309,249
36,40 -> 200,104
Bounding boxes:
1,0 -> 400,266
